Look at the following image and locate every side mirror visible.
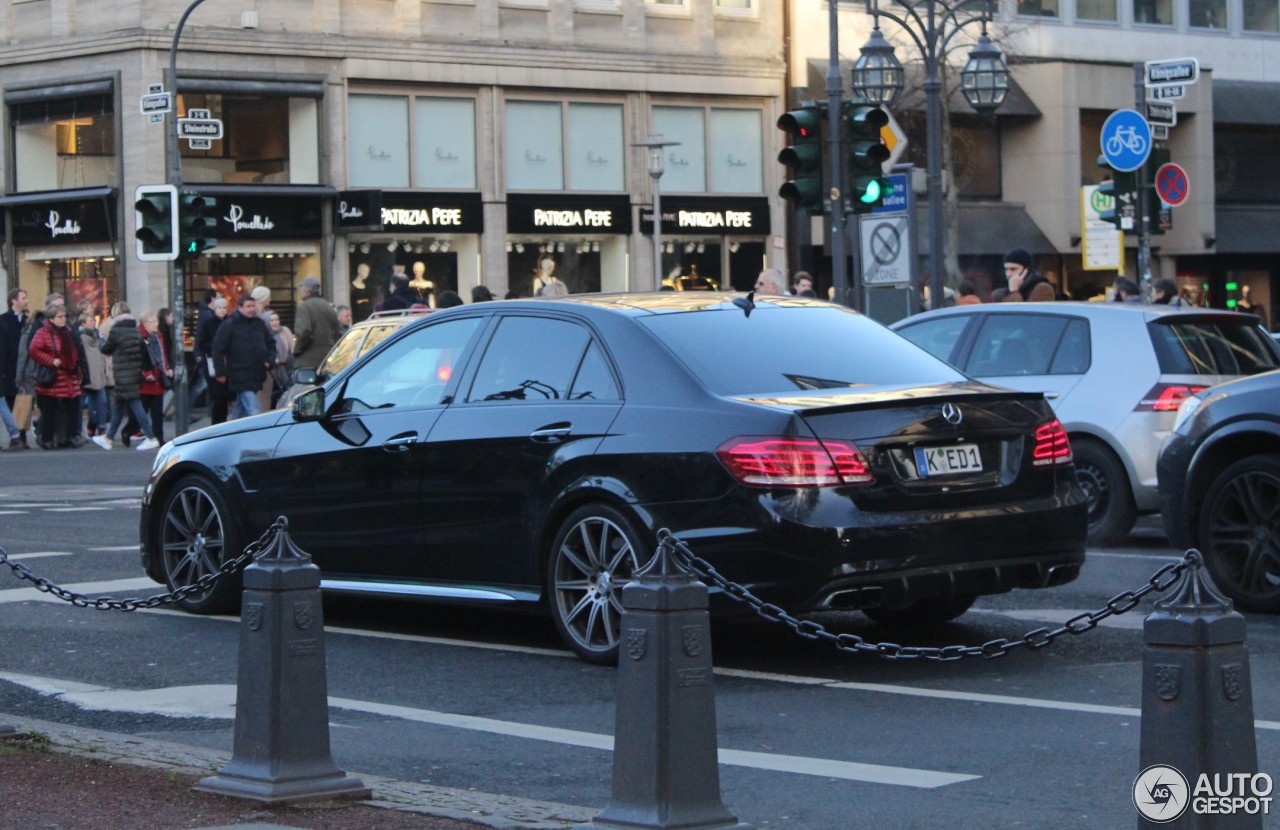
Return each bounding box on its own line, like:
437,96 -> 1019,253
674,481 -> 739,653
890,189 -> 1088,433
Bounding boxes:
292,386 -> 326,422
293,366 -> 318,386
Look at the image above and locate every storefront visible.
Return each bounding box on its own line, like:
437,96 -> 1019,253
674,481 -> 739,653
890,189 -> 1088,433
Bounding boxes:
640,196 -> 770,291
184,185 -> 331,330
506,193 -> 632,297
0,186 -> 120,317
340,190 -> 483,319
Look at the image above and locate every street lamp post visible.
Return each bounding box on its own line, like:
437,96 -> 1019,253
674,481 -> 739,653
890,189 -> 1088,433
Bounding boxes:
632,136 -> 679,290
852,0 -> 1010,314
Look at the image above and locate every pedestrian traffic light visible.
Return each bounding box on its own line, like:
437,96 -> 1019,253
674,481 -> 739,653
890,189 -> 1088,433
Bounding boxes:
134,184 -> 179,262
844,104 -> 891,213
777,105 -> 825,213
1095,155 -> 1135,231
178,190 -> 218,256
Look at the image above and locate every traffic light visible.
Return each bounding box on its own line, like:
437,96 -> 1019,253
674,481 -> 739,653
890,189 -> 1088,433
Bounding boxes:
777,105 -> 825,213
1143,146 -> 1171,236
178,190 -> 218,256
134,184 -> 178,262
1095,155 -> 1135,231
845,104 -> 891,213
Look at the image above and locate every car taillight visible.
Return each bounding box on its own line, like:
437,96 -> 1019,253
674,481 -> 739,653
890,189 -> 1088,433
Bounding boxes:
1135,383 -> 1207,412
717,437 -> 874,486
1031,419 -> 1072,466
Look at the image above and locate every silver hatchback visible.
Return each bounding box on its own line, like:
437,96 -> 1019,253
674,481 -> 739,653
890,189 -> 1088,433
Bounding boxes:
892,303 -> 1279,546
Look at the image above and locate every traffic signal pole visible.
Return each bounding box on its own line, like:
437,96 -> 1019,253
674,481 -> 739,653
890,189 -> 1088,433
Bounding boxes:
825,0 -> 851,308
1134,63 -> 1152,293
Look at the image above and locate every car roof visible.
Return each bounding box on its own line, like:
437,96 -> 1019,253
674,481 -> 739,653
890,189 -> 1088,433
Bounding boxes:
465,292 -> 834,318
891,301 -> 1262,325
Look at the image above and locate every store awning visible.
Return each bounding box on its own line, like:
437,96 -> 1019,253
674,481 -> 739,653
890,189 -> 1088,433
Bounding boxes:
23,243 -> 116,261
186,184 -> 338,198
203,241 -> 320,256
1213,81 -> 1280,126
0,186 -> 115,206
1215,204 -> 1280,253
804,60 -> 1041,118
912,202 -> 1056,256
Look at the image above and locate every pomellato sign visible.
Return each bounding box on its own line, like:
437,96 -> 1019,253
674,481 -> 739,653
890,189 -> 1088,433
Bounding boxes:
507,194 -> 632,235
639,196 -> 770,237
11,197 -> 115,246
188,191 -> 323,239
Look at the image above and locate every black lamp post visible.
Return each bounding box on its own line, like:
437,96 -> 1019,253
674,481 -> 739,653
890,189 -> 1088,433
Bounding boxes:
853,1 -> 1010,313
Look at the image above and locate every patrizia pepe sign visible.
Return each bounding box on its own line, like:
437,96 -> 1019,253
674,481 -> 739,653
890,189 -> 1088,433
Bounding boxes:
639,196 -> 770,237
507,193 -> 632,235
348,191 -> 484,234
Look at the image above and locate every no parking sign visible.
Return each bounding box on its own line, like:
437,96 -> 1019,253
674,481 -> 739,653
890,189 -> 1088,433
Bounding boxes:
1155,162 -> 1190,208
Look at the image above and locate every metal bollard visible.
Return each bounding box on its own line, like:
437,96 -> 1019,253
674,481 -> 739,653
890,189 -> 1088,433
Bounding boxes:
1137,550 -> 1261,829
197,518 -> 370,804
579,534 -> 752,830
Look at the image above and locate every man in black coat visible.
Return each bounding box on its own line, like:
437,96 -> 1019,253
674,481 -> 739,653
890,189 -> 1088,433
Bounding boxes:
0,289 -> 29,447
211,294 -> 274,419
379,273 -> 421,311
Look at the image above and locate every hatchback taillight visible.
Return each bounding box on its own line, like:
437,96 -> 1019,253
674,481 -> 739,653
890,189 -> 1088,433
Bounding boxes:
717,437 -> 874,486
1135,383 -> 1207,412
1031,419 -> 1072,466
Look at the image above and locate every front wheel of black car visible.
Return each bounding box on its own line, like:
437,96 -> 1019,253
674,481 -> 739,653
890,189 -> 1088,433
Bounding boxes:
1199,454 -> 1280,613
861,595 -> 977,626
1072,440 -> 1137,548
156,475 -> 243,614
547,503 -> 649,665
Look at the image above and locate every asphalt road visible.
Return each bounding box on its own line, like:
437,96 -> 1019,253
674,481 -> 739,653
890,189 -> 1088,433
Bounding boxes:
0,448 -> 1276,829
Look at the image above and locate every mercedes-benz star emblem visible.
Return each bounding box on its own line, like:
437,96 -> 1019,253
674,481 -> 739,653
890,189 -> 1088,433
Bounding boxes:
941,402 -> 963,425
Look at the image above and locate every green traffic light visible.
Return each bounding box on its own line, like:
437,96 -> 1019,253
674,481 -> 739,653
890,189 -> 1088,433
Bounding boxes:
859,179 -> 882,204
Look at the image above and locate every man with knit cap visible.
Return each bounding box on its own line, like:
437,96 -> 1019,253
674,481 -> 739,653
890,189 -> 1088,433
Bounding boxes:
1001,247 -> 1055,302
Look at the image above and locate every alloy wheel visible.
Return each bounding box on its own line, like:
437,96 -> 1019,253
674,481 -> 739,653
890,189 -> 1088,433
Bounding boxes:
551,514 -> 642,661
160,484 -> 226,598
1075,462 -> 1109,524
1203,464 -> 1280,610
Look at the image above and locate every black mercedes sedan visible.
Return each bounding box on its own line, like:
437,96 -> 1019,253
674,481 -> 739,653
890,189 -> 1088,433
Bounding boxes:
141,293 -> 1087,663
1158,369 -> 1280,612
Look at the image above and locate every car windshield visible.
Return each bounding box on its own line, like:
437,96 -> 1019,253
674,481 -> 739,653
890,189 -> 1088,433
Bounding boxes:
639,305 -> 967,396
1150,318 -> 1280,376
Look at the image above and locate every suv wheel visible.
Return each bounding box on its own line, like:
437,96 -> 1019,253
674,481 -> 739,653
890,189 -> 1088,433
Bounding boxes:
156,475 -> 243,614
1199,454 -> 1280,613
1072,440 -> 1137,548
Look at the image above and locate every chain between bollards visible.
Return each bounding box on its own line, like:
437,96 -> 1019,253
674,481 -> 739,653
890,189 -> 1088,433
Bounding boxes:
0,518 -> 287,611
657,529 -> 1200,661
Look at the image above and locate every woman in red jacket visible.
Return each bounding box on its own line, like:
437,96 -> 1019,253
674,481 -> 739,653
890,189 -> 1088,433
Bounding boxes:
28,304 -> 82,450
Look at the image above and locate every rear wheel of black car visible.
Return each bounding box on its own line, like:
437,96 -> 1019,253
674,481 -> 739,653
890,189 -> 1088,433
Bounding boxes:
1072,440 -> 1136,548
1199,454 -> 1280,613
861,594 -> 977,626
157,475 -> 243,614
548,503 -> 649,665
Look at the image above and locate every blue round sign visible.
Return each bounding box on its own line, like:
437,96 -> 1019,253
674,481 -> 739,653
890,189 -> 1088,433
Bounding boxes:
1100,109 -> 1153,172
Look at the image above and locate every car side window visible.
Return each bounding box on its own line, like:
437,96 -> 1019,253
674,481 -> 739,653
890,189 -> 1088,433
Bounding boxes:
966,314 -> 1068,377
569,341 -> 621,401
466,317 -> 592,403
895,316 -> 971,368
1048,318 -> 1091,375
318,328 -> 368,378
336,318 -> 481,413
358,325 -> 398,356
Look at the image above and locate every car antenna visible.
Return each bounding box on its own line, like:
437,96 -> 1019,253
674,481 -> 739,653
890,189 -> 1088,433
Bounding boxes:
732,291 -> 755,318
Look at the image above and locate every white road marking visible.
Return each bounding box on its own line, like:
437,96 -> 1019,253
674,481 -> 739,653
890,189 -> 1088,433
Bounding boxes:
86,546 -> 140,552
2,503 -> 67,509
44,507 -> 110,513
0,511 -> 28,516
0,577 -> 157,605
1,552 -> 72,561
0,671 -> 977,788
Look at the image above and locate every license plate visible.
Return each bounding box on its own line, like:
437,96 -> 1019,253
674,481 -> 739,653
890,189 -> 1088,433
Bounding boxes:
914,444 -> 983,477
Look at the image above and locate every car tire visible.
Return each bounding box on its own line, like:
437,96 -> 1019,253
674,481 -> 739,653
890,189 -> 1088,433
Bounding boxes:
1072,440 -> 1137,548
1198,454 -> 1280,613
861,594 -> 977,626
547,503 -> 651,665
155,475 -> 243,615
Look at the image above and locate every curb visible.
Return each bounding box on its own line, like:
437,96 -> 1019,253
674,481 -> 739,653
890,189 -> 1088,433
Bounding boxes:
1,714 -> 595,830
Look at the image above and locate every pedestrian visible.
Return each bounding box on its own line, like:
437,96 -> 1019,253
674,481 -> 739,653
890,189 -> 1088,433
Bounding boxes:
1114,277 -> 1143,304
0,288 -> 30,449
78,311 -> 109,441
263,310 -> 295,409
196,298 -> 229,425
792,271 -> 814,296
94,302 -> 160,451
292,276 -> 340,371
334,304 -> 352,334
138,311 -> 172,444
28,304 -> 82,449
754,268 -> 786,295
436,290 -> 464,309
212,294 -> 274,420
1151,277 -> 1187,307
471,285 -> 495,303
380,272 -> 421,311
957,281 -> 982,305
1001,248 -> 1055,302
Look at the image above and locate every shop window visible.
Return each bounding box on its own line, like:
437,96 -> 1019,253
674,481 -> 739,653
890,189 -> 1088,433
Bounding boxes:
1134,0 -> 1172,25
653,106 -> 765,195
349,94 -> 411,188
179,93 -> 318,185
709,109 -> 763,193
1190,0 -> 1227,28
10,94 -> 115,192
505,100 -> 624,193
46,258 -> 118,321
414,98 -> 477,190
1018,0 -> 1059,17
1213,127 -> 1280,202
506,101 -> 565,191
1245,0 -> 1279,30
1077,0 -> 1118,22
651,107 -> 707,193
567,104 -> 625,192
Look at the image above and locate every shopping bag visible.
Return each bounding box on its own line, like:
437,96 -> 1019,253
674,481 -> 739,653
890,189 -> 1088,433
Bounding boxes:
11,394 -> 33,431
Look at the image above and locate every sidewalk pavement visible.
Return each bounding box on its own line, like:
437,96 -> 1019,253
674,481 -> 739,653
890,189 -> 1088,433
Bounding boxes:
1,714 -> 595,830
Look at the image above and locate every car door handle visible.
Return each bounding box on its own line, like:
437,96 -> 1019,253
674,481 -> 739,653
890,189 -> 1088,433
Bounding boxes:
530,424 -> 572,444
1041,391 -> 1060,400
382,433 -> 418,453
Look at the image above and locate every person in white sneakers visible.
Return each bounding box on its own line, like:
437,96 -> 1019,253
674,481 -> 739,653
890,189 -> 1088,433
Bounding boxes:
94,302 -> 160,451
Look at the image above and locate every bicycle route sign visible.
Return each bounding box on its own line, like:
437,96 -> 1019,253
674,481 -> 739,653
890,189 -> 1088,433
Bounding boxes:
1100,109 -> 1152,172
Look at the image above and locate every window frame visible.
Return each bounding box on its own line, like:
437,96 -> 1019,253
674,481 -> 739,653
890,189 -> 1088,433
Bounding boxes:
462,313 -> 622,405
348,89 -> 480,191
504,97 -> 629,194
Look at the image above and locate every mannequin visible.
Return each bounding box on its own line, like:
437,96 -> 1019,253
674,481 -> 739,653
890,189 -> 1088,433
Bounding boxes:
351,262 -> 374,322
409,260 -> 435,306
534,256 -> 567,297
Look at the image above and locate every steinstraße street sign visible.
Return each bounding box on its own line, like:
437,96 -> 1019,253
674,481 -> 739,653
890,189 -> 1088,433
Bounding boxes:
1100,109 -> 1152,172
1145,101 -> 1176,128
178,107 -> 223,142
1155,162 -> 1190,208
1145,57 -> 1199,88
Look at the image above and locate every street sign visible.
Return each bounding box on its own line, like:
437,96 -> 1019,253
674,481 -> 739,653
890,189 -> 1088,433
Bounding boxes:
1100,109 -> 1152,172
879,110 -> 909,172
148,113 -> 164,125
860,214 -> 912,285
1151,125 -> 1169,140
1155,162 -> 1190,207
869,173 -> 909,214
187,138 -> 213,150
1147,84 -> 1185,101
140,92 -> 171,116
1145,100 -> 1177,127
147,83 -> 164,95
1081,185 -> 1123,271
1145,57 -> 1199,88
178,118 -> 224,141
